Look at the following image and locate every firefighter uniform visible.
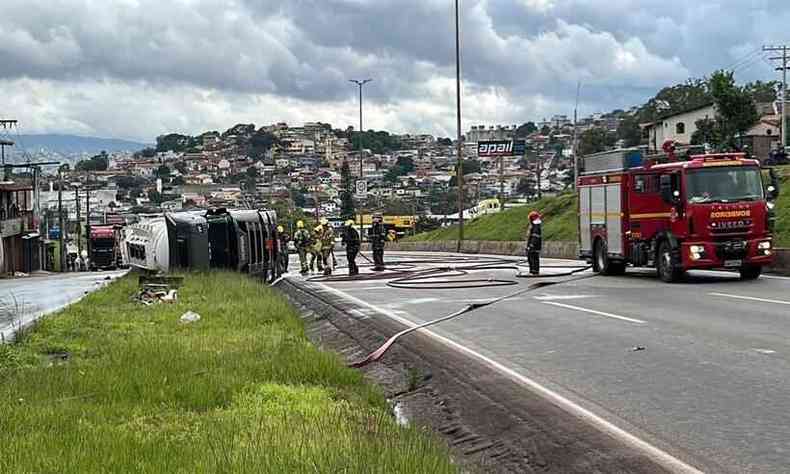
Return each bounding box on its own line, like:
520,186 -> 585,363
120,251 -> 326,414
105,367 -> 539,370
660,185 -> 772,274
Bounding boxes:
369,214 -> 387,271
526,211 -> 543,275
319,218 -> 335,276
293,221 -> 312,274
310,226 -> 324,273
277,225 -> 290,273
342,220 -> 360,276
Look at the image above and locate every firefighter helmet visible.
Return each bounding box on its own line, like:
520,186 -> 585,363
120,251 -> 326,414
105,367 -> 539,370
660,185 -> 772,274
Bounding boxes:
296,220 -> 305,229
528,211 -> 541,222
320,217 -> 329,225
345,219 -> 355,226
277,225 -> 284,233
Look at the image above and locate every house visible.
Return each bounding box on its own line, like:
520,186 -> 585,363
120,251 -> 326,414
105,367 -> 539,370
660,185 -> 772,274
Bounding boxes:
641,103 -> 715,151
0,183 -> 36,274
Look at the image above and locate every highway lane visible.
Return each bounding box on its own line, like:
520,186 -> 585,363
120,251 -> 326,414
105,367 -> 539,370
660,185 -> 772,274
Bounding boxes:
298,251 -> 790,473
0,270 -> 128,341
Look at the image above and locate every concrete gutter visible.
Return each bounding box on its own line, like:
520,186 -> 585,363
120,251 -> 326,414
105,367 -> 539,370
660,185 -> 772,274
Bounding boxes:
369,240 -> 790,275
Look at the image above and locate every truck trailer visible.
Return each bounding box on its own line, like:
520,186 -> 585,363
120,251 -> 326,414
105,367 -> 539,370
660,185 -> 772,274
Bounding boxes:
578,149 -> 779,282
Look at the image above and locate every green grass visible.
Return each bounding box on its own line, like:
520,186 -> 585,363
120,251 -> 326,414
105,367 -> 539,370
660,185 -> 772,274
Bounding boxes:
775,168 -> 790,247
408,193 -> 578,243
0,272 -> 456,473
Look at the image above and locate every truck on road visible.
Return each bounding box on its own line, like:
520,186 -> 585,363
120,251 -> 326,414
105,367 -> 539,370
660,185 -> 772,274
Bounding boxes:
89,225 -> 122,271
578,149 -> 780,282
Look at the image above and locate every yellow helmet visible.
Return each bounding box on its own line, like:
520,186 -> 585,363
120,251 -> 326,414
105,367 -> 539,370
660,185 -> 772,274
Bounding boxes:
320,217 -> 329,225
277,225 -> 284,233
315,225 -> 323,232
345,219 -> 355,226
296,220 -> 304,228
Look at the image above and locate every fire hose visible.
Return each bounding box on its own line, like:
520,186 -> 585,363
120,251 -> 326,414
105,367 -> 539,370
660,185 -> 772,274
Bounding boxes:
349,269 -> 595,368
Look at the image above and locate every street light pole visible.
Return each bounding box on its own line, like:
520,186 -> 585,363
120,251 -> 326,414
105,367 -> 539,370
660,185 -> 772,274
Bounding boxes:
349,78 -> 372,239
455,0 -> 464,252
572,81 -> 581,189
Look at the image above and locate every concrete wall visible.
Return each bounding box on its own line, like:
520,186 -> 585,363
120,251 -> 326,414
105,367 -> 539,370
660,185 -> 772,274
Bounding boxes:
372,240 -> 790,274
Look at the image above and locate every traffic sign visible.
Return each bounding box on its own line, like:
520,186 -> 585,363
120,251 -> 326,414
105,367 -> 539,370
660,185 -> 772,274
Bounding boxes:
355,180 -> 367,197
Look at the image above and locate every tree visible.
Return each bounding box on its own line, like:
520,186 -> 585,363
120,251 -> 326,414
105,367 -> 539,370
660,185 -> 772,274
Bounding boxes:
250,129 -> 279,159
171,176 -> 185,186
351,130 -> 402,154
579,128 -> 616,155
384,156 -> 416,182
340,160 -> 355,220
290,187 -> 307,208
140,147 -> 157,158
59,163 -> 70,173
156,134 -> 196,153
437,137 -> 453,147
616,114 -> 643,147
76,151 -> 109,171
246,166 -> 259,178
516,122 -> 538,137
708,70 -> 760,150
448,159 -> 482,187
155,164 -> 171,179
540,125 -> 551,135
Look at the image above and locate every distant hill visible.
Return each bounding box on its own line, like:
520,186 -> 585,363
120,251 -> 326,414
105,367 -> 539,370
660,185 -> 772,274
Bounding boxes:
8,134 -> 149,155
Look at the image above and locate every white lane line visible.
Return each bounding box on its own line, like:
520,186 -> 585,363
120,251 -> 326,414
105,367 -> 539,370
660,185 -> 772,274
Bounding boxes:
753,348 -> 777,355
709,292 -> 790,306
543,302 -> 647,324
315,283 -> 700,474
534,294 -> 598,301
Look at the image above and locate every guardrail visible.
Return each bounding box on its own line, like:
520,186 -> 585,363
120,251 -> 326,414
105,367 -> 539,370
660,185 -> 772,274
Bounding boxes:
368,240 -> 790,275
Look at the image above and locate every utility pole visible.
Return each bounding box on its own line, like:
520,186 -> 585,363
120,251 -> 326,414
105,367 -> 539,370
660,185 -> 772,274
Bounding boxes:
498,155 -> 505,205
765,45 -> 789,149
58,168 -> 64,272
536,149 -> 542,199
572,81 -> 581,189
75,184 -> 82,263
85,173 -> 91,265
455,0 -> 464,252
349,78 -> 372,239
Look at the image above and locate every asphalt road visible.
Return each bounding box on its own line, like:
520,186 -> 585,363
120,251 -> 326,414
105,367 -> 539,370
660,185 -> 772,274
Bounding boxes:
296,250 -> 790,474
0,270 -> 128,341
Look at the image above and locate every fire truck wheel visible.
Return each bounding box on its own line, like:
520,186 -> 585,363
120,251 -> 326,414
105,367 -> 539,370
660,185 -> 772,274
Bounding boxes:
657,241 -> 683,283
739,265 -> 762,280
593,239 -> 624,275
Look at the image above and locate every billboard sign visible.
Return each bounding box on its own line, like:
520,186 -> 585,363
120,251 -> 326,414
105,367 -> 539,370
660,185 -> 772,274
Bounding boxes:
477,140 -> 526,157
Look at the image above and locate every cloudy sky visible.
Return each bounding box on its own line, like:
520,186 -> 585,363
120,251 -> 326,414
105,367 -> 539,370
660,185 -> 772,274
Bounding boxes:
1,0 -> 788,142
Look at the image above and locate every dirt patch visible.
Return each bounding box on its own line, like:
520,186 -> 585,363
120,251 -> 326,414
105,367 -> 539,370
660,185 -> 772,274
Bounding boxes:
277,277 -> 680,473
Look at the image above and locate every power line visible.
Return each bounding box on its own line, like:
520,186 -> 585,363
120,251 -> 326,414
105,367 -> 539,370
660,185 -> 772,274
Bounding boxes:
764,45 -> 789,148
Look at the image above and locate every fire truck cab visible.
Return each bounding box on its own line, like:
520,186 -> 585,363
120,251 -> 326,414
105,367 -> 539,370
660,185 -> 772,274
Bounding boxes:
578,149 -> 779,282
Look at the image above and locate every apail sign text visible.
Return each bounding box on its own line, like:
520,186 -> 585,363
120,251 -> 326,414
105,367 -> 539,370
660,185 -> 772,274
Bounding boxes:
477,140 -> 526,157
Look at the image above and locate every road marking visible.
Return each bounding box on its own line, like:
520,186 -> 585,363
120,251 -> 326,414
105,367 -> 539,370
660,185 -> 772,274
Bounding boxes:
534,294 -> 597,301
314,282 -> 701,474
709,292 -> 790,306
753,348 -> 777,355
543,302 -> 646,324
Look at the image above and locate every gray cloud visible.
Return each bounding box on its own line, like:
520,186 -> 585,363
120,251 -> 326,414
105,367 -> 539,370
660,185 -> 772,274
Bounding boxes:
0,0 -> 783,141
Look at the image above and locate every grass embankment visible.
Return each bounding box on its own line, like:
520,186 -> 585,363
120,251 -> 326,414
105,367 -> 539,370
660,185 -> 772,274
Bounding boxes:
410,170 -> 790,248
408,193 -> 578,243
0,273 -> 455,473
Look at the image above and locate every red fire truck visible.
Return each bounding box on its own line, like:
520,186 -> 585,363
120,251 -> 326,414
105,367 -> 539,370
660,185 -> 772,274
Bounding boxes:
89,225 -> 122,271
578,148 -> 780,282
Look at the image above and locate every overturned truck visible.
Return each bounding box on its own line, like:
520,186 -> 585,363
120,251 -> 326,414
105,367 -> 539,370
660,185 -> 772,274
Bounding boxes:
123,208 -> 282,281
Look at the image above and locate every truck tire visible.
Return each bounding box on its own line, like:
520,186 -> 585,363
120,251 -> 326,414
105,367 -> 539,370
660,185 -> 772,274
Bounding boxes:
593,239 -> 625,275
739,265 -> 762,280
657,241 -> 683,283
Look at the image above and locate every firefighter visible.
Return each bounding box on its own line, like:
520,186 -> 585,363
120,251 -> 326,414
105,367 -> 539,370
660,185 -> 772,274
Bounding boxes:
310,225 -> 324,273
526,211 -> 543,275
342,219 -> 360,276
277,225 -> 290,273
369,213 -> 387,271
387,229 -> 397,243
293,220 -> 311,275
319,218 -> 335,276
